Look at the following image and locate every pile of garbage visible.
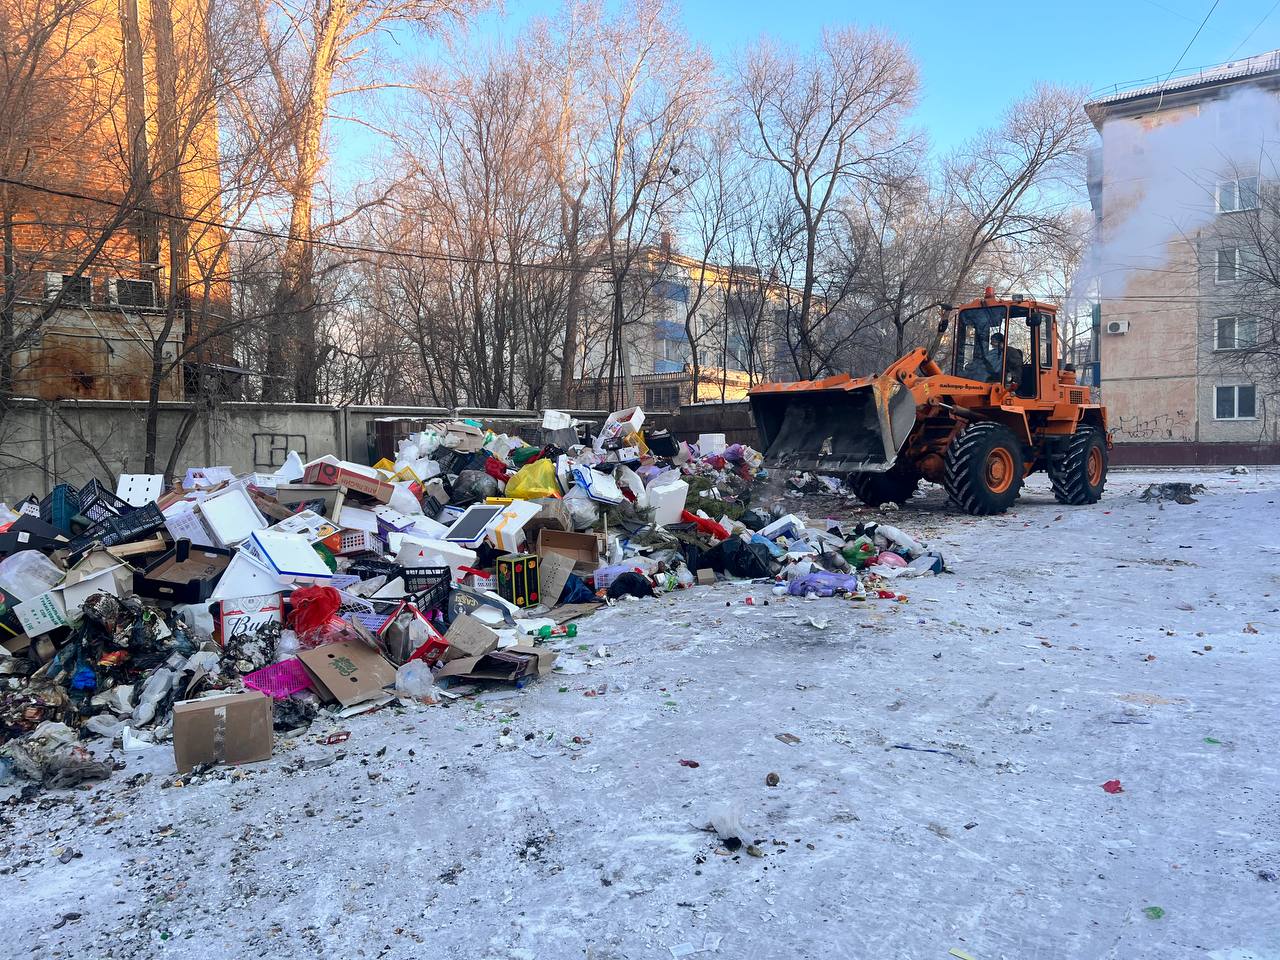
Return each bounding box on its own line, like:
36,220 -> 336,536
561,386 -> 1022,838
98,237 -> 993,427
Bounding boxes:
0,406 -> 944,788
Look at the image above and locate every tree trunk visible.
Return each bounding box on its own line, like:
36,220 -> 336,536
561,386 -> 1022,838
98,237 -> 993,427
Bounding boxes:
1,202 -> 15,410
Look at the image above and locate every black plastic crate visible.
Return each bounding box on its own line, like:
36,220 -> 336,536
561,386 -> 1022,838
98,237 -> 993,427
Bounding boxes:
66,502 -> 165,557
345,556 -> 399,583
40,483 -> 83,535
78,479 -> 133,523
401,565 -> 452,611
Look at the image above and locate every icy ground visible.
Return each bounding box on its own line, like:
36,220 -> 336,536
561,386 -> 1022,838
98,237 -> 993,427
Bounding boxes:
3,469 -> 1279,960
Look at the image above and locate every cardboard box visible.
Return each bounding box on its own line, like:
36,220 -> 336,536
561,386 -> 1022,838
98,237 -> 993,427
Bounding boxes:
443,422 -> 485,453
537,529 -> 601,574
298,640 -> 397,707
134,541 -> 233,603
172,690 -> 273,773
57,549 -> 133,612
434,644 -> 556,683
302,462 -> 393,503
535,551 -> 575,607
215,593 -> 284,645
696,568 -> 717,586
442,613 -> 500,661
496,553 -> 539,608
13,590 -> 69,637
274,484 -> 341,516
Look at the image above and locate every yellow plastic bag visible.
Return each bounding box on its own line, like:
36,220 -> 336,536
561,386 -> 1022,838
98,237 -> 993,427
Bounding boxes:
505,458 -> 560,499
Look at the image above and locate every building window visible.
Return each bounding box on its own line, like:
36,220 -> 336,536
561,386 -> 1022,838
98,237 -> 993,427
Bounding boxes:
1216,177 -> 1258,214
643,385 -> 682,409
1214,384 -> 1256,420
652,279 -> 689,303
1215,248 -> 1241,283
1214,316 -> 1257,350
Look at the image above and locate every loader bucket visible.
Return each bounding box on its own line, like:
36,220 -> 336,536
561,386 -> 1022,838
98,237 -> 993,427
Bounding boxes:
749,378 -> 917,475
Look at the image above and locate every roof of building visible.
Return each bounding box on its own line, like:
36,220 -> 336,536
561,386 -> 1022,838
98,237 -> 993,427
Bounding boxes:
1086,49 -> 1280,119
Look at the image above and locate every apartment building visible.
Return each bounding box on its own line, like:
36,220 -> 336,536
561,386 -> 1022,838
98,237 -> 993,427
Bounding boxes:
1085,51 -> 1280,463
2,0 -> 227,401
572,247 -> 787,410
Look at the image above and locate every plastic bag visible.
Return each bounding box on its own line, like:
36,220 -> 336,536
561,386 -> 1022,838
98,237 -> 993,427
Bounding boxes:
0,550 -> 64,600
288,585 -> 345,648
506,458 -> 560,499
395,660 -> 438,704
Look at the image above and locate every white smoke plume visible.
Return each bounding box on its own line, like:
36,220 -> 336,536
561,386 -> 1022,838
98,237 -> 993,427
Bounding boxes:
1076,79 -> 1280,303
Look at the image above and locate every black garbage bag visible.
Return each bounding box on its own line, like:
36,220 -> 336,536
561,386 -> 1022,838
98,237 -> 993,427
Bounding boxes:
703,538 -> 774,578
606,572 -> 655,600
739,508 -> 771,531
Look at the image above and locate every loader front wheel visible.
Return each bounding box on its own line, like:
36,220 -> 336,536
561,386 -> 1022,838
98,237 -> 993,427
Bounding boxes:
1049,426 -> 1108,505
849,464 -> 921,508
944,422 -> 1024,515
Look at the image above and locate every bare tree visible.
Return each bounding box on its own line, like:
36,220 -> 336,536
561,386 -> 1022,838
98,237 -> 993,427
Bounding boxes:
237,0 -> 484,402
734,25 -> 917,378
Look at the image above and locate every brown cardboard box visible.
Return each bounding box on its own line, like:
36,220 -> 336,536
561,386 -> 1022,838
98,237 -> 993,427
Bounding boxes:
537,529 -> 601,574
442,613 -> 499,661
534,551 -> 575,607
298,640 -> 397,707
696,568 -> 716,586
301,463 -> 394,504
434,644 -> 556,683
274,484 -> 341,516
172,691 -> 273,773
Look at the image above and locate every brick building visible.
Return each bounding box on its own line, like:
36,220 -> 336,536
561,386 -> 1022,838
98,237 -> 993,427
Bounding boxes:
1,0 -> 227,401
1085,51 -> 1280,463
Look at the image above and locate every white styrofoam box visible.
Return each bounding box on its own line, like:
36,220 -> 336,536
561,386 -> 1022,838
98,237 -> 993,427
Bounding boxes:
209,551 -> 286,601
486,499 -> 543,553
758,513 -> 805,541
395,536 -> 475,579
373,506 -> 418,533
648,478 -> 689,526
405,515 -> 448,539
198,488 -> 268,547
338,505 -> 379,533
162,501 -> 217,548
116,474 -> 163,507
697,433 -> 727,455
183,466 -> 234,489
249,529 -> 333,583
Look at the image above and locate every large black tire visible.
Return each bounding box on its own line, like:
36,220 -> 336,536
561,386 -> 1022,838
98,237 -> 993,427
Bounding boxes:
849,464 -> 921,507
1049,426 -> 1108,505
944,422 -> 1024,515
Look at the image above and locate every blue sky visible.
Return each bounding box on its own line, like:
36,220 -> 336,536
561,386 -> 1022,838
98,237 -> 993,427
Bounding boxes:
333,0 -> 1279,179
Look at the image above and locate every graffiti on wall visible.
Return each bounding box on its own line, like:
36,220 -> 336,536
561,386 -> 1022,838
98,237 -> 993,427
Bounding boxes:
1111,410 -> 1192,441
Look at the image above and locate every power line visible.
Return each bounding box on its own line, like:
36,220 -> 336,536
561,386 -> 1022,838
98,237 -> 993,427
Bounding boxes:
1156,0 -> 1223,111
1229,0 -> 1280,59
0,174 -> 1263,307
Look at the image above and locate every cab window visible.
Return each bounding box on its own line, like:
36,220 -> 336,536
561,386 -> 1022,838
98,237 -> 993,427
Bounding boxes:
955,306 -> 1007,382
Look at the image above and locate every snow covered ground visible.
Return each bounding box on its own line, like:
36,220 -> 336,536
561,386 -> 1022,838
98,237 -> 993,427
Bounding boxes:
3,467 -> 1279,960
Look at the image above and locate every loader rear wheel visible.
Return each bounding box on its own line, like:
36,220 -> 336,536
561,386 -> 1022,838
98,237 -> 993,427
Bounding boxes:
849,464 -> 921,507
944,422 -> 1024,515
1049,426 -> 1108,505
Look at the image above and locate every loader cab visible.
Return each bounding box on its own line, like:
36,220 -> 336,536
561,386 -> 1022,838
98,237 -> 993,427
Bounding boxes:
953,299 -> 1055,400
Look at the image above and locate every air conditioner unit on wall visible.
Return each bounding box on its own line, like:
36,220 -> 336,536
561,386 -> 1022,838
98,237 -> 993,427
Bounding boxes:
1105,319 -> 1130,335
43,272 -> 62,301
108,278 -> 156,308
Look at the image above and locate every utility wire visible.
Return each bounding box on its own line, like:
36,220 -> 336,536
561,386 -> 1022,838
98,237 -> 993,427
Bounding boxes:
1156,0 -> 1223,111
0,174 -> 1258,306
1229,0 -> 1280,59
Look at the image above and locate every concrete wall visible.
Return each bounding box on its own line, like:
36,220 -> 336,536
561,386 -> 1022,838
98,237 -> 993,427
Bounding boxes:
0,400 -> 623,502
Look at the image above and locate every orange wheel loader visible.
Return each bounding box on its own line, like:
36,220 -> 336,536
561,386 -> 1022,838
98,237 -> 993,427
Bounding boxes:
748,289 -> 1110,515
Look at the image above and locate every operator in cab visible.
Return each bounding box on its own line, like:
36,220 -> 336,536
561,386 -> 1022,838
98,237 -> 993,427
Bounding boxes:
987,332 -> 1023,387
